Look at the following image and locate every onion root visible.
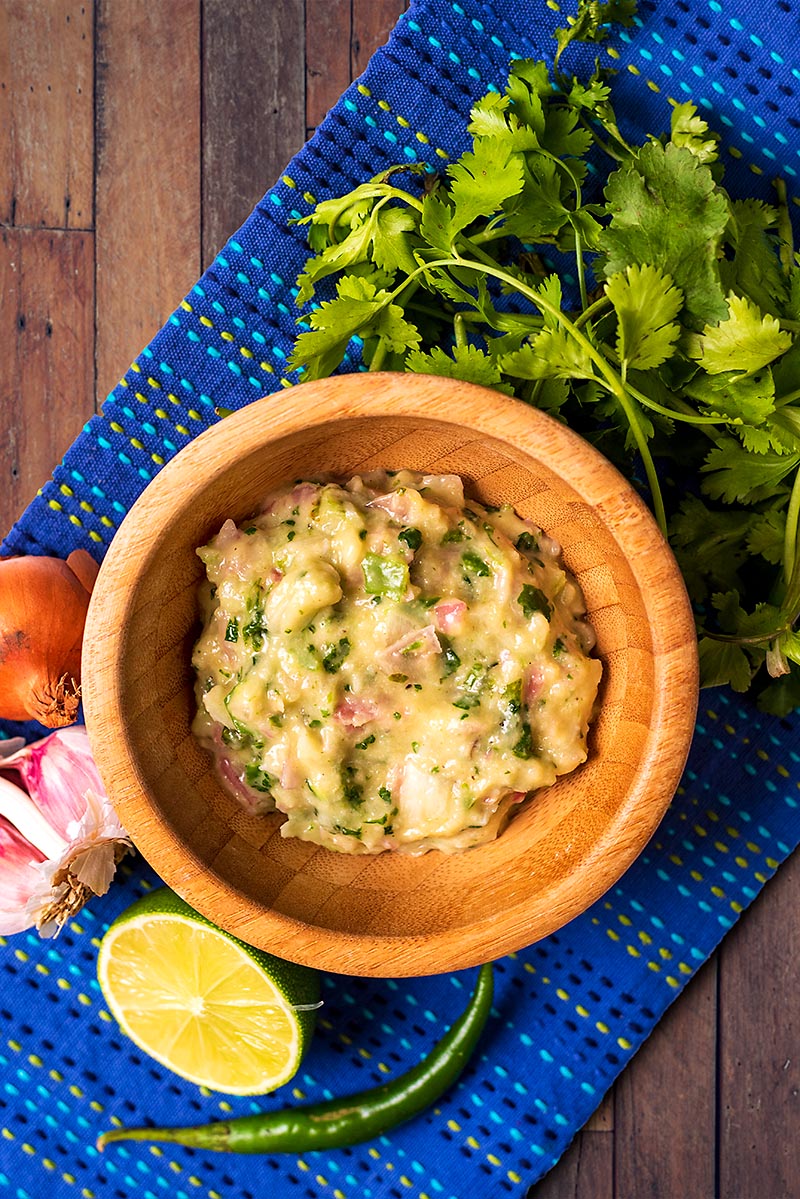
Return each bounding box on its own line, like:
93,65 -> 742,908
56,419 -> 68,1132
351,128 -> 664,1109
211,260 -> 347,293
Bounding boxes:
0,550 -> 99,726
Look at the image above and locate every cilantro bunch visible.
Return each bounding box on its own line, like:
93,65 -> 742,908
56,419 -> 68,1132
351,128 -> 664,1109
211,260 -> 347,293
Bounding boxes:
288,7 -> 800,714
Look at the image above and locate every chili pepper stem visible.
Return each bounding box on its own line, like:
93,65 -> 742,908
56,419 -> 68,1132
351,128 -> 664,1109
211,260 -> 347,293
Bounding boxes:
97,962 -> 494,1155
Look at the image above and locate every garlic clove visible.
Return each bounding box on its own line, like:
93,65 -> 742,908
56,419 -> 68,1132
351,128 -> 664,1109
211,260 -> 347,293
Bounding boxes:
0,817 -> 48,936
0,775 -> 68,861
0,728 -> 133,938
2,726 -> 104,842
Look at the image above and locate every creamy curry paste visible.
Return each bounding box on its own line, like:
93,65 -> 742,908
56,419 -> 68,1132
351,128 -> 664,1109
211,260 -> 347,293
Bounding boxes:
192,472 -> 601,855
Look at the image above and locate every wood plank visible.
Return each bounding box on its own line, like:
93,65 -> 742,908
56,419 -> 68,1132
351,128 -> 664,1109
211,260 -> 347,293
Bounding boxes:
0,230 -> 94,532
202,0 -> 305,265
584,1091 -> 613,1132
351,0 -> 408,78
526,1131 -> 613,1199
718,849 -> 800,1199
613,958 -> 717,1199
305,0 -> 351,134
0,0 -> 93,229
94,0 -> 201,397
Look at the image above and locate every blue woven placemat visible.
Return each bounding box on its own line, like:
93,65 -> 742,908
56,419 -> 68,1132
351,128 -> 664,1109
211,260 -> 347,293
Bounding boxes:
3,3 -> 800,1197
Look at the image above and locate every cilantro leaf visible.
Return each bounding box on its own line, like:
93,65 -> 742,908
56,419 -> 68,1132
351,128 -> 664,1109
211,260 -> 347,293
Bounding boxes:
599,141 -> 729,327
669,495 -> 754,602
290,40 -> 800,713
701,439 -> 800,505
713,590 -> 783,640
746,508 -> 786,566
683,369 -> 789,456
539,104 -> 594,160
669,102 -> 719,164
419,193 -> 459,254
406,344 -> 515,394
720,199 -> 787,318
504,60 -> 551,134
502,156 -> 573,241
533,273 -> 563,331
371,206 -> 420,274
467,91 -> 512,140
787,263 -> 800,322
757,670 -> 800,715
499,327 -> 597,382
446,137 -> 525,235
294,186 -> 414,302
605,263 -> 683,370
698,636 -> 753,692
290,276 -> 420,379
554,0 -> 638,66
567,72 -> 613,111
690,293 -> 792,375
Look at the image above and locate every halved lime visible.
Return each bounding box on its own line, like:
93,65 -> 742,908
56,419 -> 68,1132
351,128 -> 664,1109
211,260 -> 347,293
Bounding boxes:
96,887 -> 320,1096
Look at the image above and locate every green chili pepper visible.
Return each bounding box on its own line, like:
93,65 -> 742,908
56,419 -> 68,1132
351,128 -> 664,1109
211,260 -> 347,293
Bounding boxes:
361,552 -> 409,600
97,963 -> 493,1155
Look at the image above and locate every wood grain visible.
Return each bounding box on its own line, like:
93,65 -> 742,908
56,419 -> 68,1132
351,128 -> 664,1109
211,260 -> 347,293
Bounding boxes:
528,1130 -> 613,1199
306,0 -> 352,134
615,959 -> 718,1199
202,0 -> 305,265
0,0 -> 93,229
95,0 -> 201,397
352,0 -> 408,77
0,229 -> 94,532
718,850 -> 800,1198
585,1091 -> 614,1132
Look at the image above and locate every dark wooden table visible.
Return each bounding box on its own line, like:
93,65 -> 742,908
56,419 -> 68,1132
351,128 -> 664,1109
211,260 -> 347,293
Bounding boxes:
1,4 -> 798,1196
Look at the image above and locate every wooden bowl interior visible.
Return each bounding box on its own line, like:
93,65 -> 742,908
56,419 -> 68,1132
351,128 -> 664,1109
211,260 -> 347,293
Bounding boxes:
100,411 -> 661,950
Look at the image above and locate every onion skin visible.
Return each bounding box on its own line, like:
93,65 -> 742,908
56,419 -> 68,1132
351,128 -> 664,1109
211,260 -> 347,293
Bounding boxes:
0,550 -> 99,726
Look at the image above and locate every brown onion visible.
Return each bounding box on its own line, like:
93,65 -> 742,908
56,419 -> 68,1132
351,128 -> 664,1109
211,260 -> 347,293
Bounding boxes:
0,549 -> 99,726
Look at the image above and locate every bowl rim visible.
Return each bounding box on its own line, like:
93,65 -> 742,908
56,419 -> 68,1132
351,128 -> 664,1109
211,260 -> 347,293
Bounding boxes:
84,372 -> 699,976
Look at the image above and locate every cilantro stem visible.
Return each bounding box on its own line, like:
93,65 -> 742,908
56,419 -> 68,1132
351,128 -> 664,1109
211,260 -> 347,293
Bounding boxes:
408,300 -> 455,323
701,626 -> 791,647
444,252 -> 668,534
774,177 -> 795,276
574,226 -> 589,312
574,296 -> 611,328
575,112 -> 630,163
522,144 -> 590,311
454,314 -> 467,350
783,465 -> 800,584
469,224 -> 511,246
653,393 -> 727,442
457,236 -> 507,272
369,340 -> 389,371
621,379 -> 726,427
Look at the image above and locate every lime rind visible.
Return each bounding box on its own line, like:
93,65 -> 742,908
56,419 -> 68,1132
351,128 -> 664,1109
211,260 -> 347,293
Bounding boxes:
96,888 -> 320,1096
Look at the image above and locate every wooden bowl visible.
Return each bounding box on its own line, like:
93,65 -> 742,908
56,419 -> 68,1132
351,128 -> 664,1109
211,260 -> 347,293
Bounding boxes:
83,373 -> 698,977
